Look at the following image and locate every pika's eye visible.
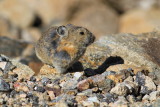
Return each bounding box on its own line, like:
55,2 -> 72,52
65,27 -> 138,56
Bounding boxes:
79,31 -> 84,35
57,26 -> 68,37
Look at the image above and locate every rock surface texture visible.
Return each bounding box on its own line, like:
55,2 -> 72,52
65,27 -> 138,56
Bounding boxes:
0,30 -> 159,106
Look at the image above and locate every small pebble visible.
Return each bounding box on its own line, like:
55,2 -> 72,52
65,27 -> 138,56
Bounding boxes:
0,78 -> 10,91
87,96 -> 99,103
30,76 -> 36,82
41,77 -> 49,85
74,72 -> 83,80
105,93 -> 116,103
34,86 -> 45,93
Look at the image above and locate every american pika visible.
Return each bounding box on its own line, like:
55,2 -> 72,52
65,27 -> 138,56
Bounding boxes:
35,24 -> 95,73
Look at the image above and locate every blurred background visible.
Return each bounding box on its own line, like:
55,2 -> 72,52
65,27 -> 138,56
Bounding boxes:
0,0 -> 160,73
1,0 -> 160,41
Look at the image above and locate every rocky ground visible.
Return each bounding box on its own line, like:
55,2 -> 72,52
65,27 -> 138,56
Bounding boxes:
0,30 -> 159,107
0,0 -> 160,107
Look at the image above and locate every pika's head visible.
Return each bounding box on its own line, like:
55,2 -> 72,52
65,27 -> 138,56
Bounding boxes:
56,24 -> 95,47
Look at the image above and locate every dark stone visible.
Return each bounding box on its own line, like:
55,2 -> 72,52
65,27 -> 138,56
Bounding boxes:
3,61 -> 16,73
0,37 -> 28,57
140,86 -> 151,95
41,77 -> 50,85
127,68 -> 133,72
102,71 -> 116,76
34,86 -> 45,93
148,71 -> 160,85
0,78 -> 10,91
27,92 -> 33,98
135,72 -> 145,86
105,93 -> 116,103
97,79 -> 115,92
30,76 -> 36,82
96,93 -> 105,101
0,55 -> 9,62
8,75 -> 18,82
51,94 -> 65,103
51,78 -> 60,84
65,96 -> 77,107
136,94 -> 143,101
31,95 -> 39,106
10,90 -> 18,98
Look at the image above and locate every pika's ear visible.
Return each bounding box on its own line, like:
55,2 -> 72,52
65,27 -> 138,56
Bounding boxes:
56,26 -> 68,37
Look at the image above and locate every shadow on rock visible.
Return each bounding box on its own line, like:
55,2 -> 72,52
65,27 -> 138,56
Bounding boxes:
84,56 -> 124,76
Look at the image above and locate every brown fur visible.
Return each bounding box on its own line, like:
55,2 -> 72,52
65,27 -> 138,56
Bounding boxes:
35,24 -> 95,73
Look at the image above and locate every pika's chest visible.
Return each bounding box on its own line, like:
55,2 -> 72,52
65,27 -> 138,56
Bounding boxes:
56,41 -> 78,59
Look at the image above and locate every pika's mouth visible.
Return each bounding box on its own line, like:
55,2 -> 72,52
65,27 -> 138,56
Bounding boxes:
86,34 -> 95,46
90,33 -> 95,44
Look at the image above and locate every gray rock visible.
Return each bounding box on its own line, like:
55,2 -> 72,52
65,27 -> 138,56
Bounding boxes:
41,77 -> 49,85
77,89 -> 93,96
124,76 -> 133,82
152,98 -> 160,107
110,83 -> 129,96
80,31 -> 160,77
102,71 -> 116,76
65,96 -> 77,107
0,62 -> 7,71
149,71 -> 160,85
0,78 -> 10,91
11,59 -> 35,80
140,86 -> 151,95
124,80 -> 139,95
0,54 -> 9,62
113,96 -> 128,106
105,93 -> 116,103
34,86 -> 45,93
157,85 -> 160,91
60,78 -> 78,90
127,95 -> 136,103
87,96 -> 99,104
97,78 -> 115,92
0,37 -> 28,57
3,61 -> 16,73
142,94 -> 150,101
144,76 -> 156,91
89,73 -> 115,92
30,76 -> 36,82
149,91 -> 160,101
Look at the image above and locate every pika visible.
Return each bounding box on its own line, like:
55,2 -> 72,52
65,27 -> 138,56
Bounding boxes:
35,24 -> 95,73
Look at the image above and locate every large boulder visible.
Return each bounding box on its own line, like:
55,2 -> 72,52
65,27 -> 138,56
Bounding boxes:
106,0 -> 160,13
0,37 -> 28,57
80,31 -> 160,76
68,0 -> 119,38
119,8 -> 160,34
0,0 -> 35,28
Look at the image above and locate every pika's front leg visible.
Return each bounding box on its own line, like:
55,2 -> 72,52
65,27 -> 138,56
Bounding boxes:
53,50 -> 71,73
